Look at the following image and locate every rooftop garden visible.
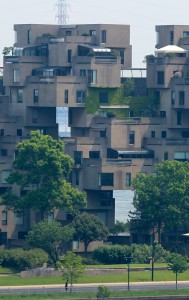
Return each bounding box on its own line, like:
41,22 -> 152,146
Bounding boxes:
85,79 -> 159,118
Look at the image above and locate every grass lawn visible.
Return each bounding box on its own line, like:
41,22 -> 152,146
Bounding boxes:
85,263 -> 167,269
0,269 -> 189,286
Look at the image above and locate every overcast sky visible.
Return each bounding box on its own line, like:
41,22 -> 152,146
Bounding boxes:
1,0 -> 189,67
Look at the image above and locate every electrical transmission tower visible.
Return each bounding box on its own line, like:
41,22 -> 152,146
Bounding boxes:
55,0 -> 70,25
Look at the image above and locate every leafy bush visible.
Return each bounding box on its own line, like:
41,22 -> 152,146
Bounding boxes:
97,285 -> 110,299
0,248 -> 48,271
93,244 -> 169,264
93,245 -> 131,264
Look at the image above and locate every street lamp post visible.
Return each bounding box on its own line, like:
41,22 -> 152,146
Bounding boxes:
126,257 -> 132,291
151,227 -> 155,281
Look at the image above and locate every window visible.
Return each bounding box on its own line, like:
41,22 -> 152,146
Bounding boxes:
13,69 -> 20,83
129,111 -> 134,117
0,129 -> 4,136
68,49 -> 72,63
129,131 -> 135,145
99,173 -> 114,186
17,89 -> 23,103
157,71 -> 164,84
1,149 -> 7,156
174,152 -> 189,161
170,31 -> 174,44
161,131 -> 167,138
171,91 -> 175,105
177,111 -> 182,125
88,70 -> 97,84
64,90 -> 68,103
154,90 -> 160,102
179,91 -> 185,105
27,29 -> 31,44
74,151 -> 83,165
2,211 -> 7,226
89,151 -> 100,159
75,170 -> 79,185
183,31 -> 189,37
151,131 -> 155,138
76,90 -> 86,103
100,130 -> 106,137
101,30 -> 106,43
48,212 -> 54,222
33,89 -> 39,103
14,213 -> 24,225
164,152 -> 168,160
80,69 -> 86,77
89,30 -> 96,36
73,241 -> 79,249
160,111 -> 166,118
1,170 -> 11,184
17,129 -> 22,137
96,212 -> 106,224
120,49 -> 125,64
126,172 -> 131,186
32,110 -> 38,123
10,89 -> 12,103
99,90 -> 108,104
66,30 -> 72,36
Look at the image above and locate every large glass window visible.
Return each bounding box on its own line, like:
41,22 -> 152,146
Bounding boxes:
171,91 -> 175,105
179,91 -> 185,105
17,89 -> 23,103
88,70 -> 97,84
157,71 -> 164,84
64,90 -> 68,103
99,90 -> 108,103
27,29 -> 31,44
74,151 -> 83,165
177,111 -> 182,125
126,172 -> 131,186
13,69 -> 20,83
101,30 -> 107,43
170,31 -> 174,44
2,211 -> 7,226
14,213 -> 24,225
129,131 -> 135,145
99,173 -> 114,186
174,152 -> 189,161
89,151 -> 100,159
33,89 -> 39,103
1,170 -> 11,184
76,90 -> 86,103
68,49 -> 72,63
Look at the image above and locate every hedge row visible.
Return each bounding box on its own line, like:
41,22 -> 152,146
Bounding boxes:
0,248 -> 48,271
93,244 -> 169,264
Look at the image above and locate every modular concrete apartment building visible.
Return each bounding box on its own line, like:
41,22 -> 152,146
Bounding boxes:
0,23 -> 189,246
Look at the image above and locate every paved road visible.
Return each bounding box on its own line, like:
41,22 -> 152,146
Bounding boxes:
0,281 -> 189,294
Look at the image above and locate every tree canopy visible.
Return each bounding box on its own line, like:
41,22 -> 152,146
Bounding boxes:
26,220 -> 74,265
130,160 -> 189,243
72,212 -> 109,257
58,251 -> 85,291
1,131 -> 86,219
167,252 -> 187,289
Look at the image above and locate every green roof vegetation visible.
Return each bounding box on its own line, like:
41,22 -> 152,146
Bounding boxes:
85,79 -> 159,118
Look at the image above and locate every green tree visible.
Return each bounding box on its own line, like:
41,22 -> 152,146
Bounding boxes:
2,46 -> 13,56
26,220 -> 74,265
1,131 -> 86,219
167,252 -> 187,289
72,212 -> 109,257
110,221 -> 129,235
131,161 -> 189,243
58,251 -> 85,292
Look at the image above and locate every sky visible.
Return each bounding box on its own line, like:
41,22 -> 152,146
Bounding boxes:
1,0 -> 189,67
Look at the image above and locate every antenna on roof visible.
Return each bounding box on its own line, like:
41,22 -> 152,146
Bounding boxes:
54,0 -> 70,25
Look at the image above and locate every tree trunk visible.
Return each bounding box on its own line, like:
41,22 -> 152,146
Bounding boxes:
84,242 -> 88,258
176,272 -> 178,290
